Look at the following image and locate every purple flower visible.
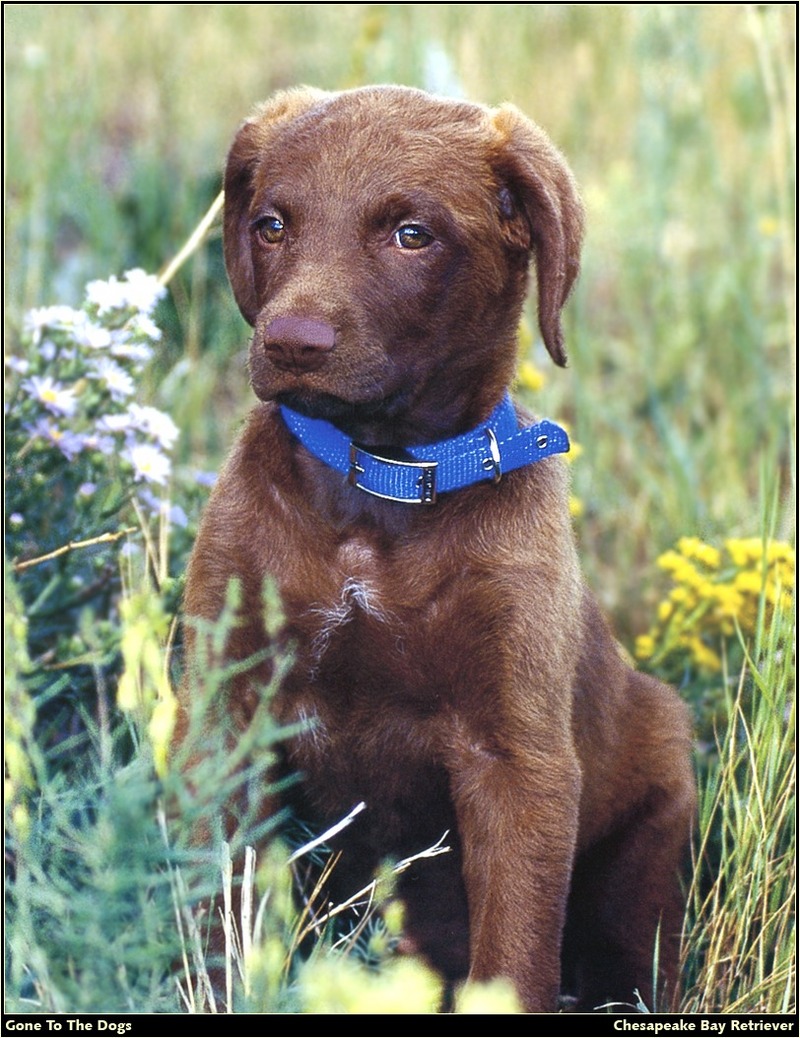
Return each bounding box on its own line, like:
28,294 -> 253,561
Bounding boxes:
26,417 -> 87,460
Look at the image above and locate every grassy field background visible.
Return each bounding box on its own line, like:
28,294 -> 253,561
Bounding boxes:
4,2 -> 795,1016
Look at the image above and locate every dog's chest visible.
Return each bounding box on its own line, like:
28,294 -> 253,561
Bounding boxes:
277,533 -> 468,786
305,539 -> 391,661
298,536 -> 443,697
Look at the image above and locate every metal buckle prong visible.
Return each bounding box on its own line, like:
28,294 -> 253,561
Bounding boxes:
348,443 -> 366,480
482,428 -> 503,484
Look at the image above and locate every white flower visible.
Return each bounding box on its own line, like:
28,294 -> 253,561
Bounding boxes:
126,404 -> 179,450
127,313 -> 162,342
88,357 -> 135,400
72,315 -> 113,351
21,375 -> 79,417
97,412 -> 136,436
108,335 -> 154,366
5,355 -> 30,375
122,269 -> 167,315
123,443 -> 171,486
96,406 -> 179,451
86,269 -> 165,317
85,276 -> 129,315
23,305 -> 83,344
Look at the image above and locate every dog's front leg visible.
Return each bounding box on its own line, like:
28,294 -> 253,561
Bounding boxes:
447,738 -> 581,1013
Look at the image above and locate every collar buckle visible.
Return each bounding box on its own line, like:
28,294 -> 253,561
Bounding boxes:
482,427 -> 503,484
348,443 -> 438,505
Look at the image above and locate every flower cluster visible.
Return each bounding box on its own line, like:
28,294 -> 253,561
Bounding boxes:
635,535 -> 795,674
6,268 -> 183,742
7,269 -> 177,510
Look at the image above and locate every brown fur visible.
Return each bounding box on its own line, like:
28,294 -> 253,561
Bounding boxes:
178,85 -> 695,1012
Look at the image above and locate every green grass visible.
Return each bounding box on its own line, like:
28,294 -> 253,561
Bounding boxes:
4,2 -> 795,1016
681,601 -> 795,1014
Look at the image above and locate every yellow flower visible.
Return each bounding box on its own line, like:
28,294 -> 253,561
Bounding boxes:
564,446 -> 583,468
297,957 -> 443,1014
710,584 -> 744,617
116,592 -> 175,774
766,541 -> 794,566
148,694 -> 178,778
657,549 -> 684,573
657,600 -> 674,623
661,555 -> 705,595
516,359 -> 546,392
670,586 -> 691,606
643,534 -> 794,674
726,537 -> 764,568
457,977 -> 523,1014
688,636 -> 722,673
734,570 -> 764,597
678,536 -> 721,570
11,803 -> 30,843
758,215 -> 780,237
697,579 -> 716,600
659,551 -> 706,590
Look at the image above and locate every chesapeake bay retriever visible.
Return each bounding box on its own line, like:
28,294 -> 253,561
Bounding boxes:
178,85 -> 695,1012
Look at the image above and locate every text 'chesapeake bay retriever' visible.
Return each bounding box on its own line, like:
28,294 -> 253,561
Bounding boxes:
179,85 -> 695,1013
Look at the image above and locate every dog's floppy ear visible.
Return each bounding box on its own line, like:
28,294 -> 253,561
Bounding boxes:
223,88 -> 330,325
489,104 -> 584,367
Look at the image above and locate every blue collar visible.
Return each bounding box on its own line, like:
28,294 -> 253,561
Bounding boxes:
278,392 -> 569,505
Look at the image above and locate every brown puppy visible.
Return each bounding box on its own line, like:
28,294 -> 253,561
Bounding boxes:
179,85 -> 695,1012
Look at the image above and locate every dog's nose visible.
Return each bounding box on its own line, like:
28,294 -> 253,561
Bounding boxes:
263,316 -> 336,373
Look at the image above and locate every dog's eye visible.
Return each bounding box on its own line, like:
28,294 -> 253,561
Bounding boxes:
394,224 -> 434,250
254,216 -> 286,245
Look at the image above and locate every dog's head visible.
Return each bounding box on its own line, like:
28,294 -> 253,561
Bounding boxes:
223,85 -> 583,442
